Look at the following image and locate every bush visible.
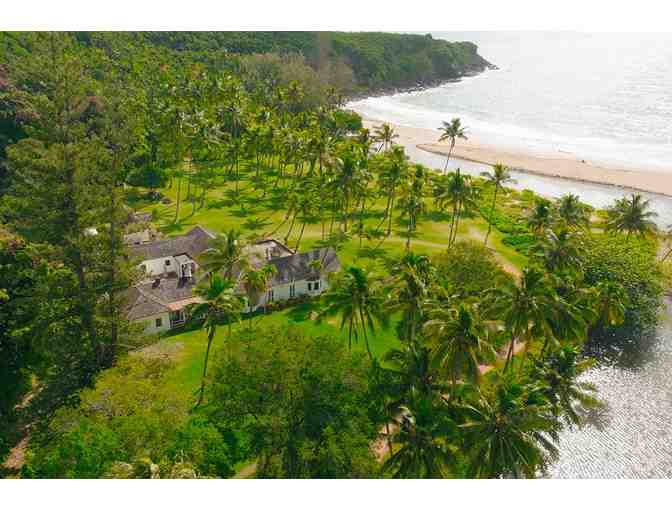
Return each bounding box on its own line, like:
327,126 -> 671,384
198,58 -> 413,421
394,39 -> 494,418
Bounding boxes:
432,240 -> 513,298
502,233 -> 536,254
583,233 -> 664,331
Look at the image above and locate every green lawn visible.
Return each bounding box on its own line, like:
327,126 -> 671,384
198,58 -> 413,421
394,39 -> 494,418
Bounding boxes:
132,162 -> 529,397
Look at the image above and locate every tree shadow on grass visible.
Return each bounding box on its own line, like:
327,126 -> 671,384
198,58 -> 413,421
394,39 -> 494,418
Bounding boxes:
356,245 -> 390,260
241,216 -> 274,232
160,218 -> 196,235
285,302 -> 319,324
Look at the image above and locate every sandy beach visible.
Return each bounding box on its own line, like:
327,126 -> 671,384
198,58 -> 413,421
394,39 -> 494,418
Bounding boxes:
361,118 -> 672,198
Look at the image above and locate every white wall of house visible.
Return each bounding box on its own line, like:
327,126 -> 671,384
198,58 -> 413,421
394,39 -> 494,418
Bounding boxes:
138,256 -> 196,279
247,276 -> 330,311
138,312 -> 172,334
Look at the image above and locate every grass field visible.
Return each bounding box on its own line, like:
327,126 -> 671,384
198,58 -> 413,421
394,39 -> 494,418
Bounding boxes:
130,161 -> 530,402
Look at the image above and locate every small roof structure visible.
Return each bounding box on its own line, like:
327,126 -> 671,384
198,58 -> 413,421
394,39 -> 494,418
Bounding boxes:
267,247 -> 340,286
128,225 -> 215,261
123,276 -> 202,320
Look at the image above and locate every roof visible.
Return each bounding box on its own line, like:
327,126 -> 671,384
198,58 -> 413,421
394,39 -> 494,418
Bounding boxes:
123,276 -> 202,320
124,229 -> 152,246
267,247 -> 340,286
242,238 -> 295,266
128,226 -> 215,261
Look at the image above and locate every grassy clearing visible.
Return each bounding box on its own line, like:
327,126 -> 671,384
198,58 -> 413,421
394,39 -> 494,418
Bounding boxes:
130,162 -> 530,402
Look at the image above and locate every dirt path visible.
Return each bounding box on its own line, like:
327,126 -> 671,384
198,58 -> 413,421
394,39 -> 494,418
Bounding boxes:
1,380 -> 42,478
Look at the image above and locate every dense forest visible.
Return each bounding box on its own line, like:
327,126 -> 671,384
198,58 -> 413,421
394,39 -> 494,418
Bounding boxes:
0,31 -> 668,479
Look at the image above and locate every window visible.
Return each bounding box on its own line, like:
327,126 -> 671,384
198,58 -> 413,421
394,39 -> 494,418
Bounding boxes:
307,282 -> 312,291
155,317 -> 163,328
290,283 -> 295,298
314,280 -> 320,291
268,289 -> 274,302
165,259 -> 171,266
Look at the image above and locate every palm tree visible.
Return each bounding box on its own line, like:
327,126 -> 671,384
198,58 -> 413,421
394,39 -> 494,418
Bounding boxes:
593,281 -> 628,328
481,163 -> 515,246
384,396 -> 457,478
557,193 -> 589,229
434,171 -> 478,247
387,253 -> 435,342
527,199 -> 553,236
486,267 -> 558,371
423,304 -> 496,394
606,193 -> 658,238
318,266 -> 387,359
531,227 -> 583,274
373,123 -> 399,152
240,263 -> 277,331
189,275 -> 244,407
199,229 -> 245,280
438,118 -> 468,173
377,146 -> 409,236
398,174 -> 427,252
460,379 -> 560,478
529,345 -> 601,428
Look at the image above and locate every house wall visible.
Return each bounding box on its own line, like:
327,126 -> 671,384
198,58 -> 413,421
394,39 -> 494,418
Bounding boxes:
247,276 -> 330,312
138,257 -> 197,279
139,256 -> 177,277
137,311 -> 172,334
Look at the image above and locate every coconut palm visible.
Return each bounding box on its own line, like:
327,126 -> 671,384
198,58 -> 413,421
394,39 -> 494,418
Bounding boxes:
593,281 -> 628,328
606,193 -> 658,238
377,146 -> 410,236
189,275 -> 244,407
240,263 -> 277,330
486,267 -> 558,371
373,123 -> 399,152
481,163 -> 515,246
423,304 -> 496,394
527,199 -> 554,236
318,266 -> 387,359
199,229 -> 245,280
398,173 -> 427,252
557,193 -> 589,229
438,118 -> 468,173
531,227 -> 584,274
529,345 -> 601,428
383,396 -> 458,478
387,253 -> 435,342
434,170 -> 478,246
460,379 -> 560,478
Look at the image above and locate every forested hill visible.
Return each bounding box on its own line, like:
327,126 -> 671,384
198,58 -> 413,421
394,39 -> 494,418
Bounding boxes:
78,31 -> 494,93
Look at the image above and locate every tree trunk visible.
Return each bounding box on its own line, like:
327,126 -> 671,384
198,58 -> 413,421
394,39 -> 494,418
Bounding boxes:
173,177 -> 182,223
484,186 -> 499,247
195,327 -> 216,408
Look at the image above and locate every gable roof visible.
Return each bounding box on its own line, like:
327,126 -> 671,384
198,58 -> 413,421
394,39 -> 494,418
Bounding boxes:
267,247 -> 340,286
128,225 -> 215,261
123,276 -> 202,320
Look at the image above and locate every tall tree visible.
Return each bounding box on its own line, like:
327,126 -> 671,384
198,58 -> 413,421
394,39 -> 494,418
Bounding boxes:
437,118 -> 467,173
189,275 -> 244,407
319,266 -> 387,359
373,122 -> 398,152
481,163 -> 515,246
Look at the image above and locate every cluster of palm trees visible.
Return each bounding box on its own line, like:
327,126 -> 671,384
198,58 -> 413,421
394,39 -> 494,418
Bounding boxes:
315,187 -> 638,477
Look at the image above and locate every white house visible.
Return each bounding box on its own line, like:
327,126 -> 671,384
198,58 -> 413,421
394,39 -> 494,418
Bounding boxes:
242,246 -> 341,312
128,225 -> 215,281
123,225 -> 341,334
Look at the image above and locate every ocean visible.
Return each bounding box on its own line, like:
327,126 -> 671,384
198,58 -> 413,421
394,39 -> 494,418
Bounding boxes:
350,31 -> 672,172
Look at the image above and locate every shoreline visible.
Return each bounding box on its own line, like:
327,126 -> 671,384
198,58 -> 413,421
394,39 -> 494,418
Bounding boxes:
358,117 -> 672,199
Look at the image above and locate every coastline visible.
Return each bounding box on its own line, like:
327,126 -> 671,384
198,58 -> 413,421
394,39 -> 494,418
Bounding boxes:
359,117 -> 672,198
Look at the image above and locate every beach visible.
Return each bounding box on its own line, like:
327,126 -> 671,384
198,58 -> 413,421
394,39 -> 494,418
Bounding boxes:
361,118 -> 672,198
